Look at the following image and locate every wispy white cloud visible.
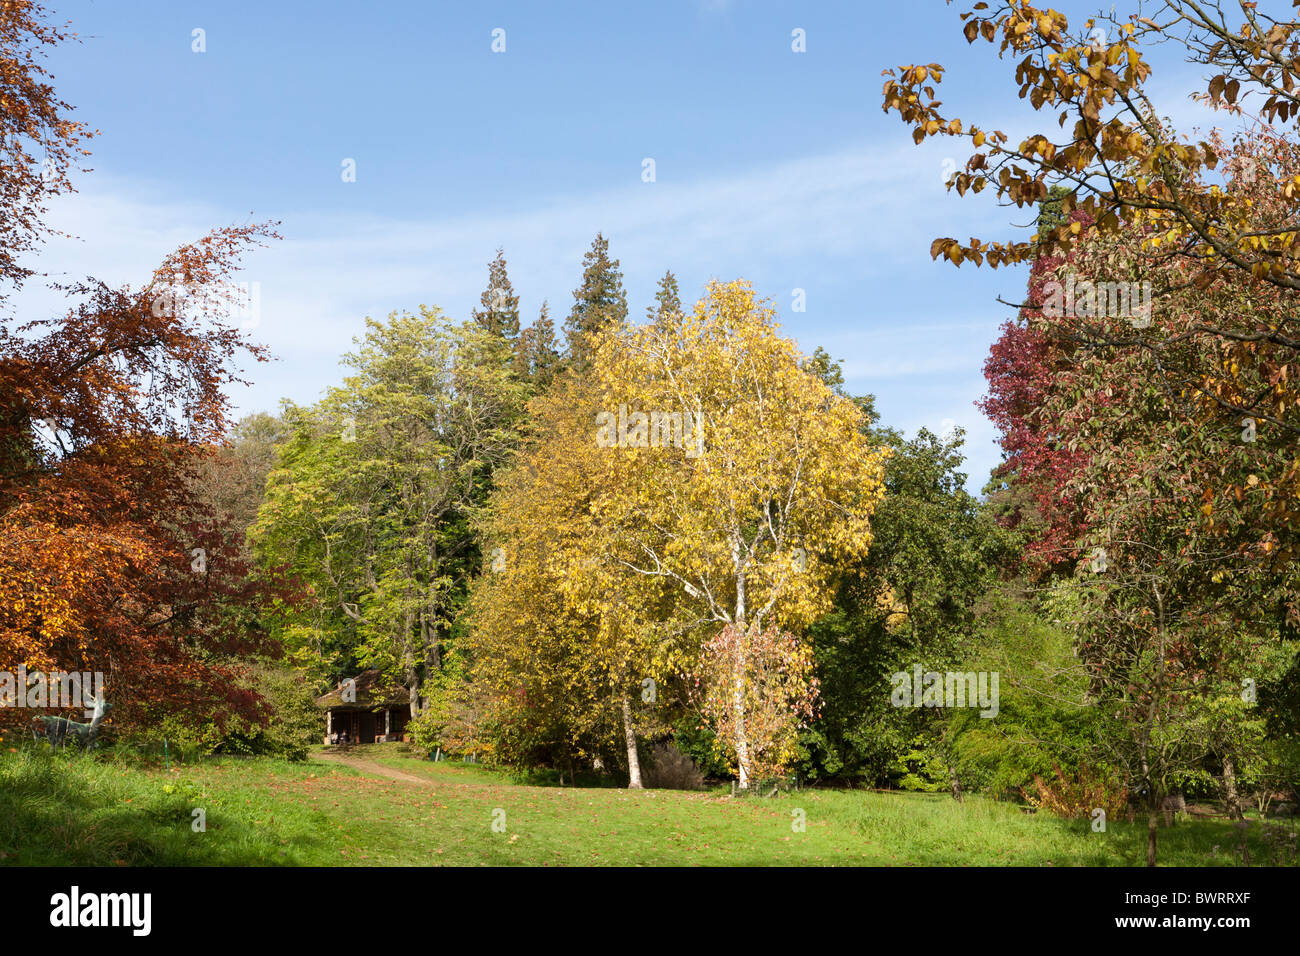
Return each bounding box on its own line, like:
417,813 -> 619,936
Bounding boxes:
12,136 -> 1012,486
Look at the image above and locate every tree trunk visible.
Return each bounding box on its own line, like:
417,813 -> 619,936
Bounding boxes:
1143,582 -> 1168,868
733,633 -> 751,790
1222,755 -> 1243,820
421,607 -> 441,674
1146,795 -> 1159,868
621,695 -> 643,789
733,547 -> 752,791
403,644 -> 421,720
423,539 -> 441,673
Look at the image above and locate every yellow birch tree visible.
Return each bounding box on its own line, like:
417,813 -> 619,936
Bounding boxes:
472,279 -> 888,789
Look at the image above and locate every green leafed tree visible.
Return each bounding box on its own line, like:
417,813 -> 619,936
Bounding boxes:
804,425 -> 1005,788
251,308 -> 527,713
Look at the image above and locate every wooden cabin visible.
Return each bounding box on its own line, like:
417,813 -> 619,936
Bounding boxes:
315,670 -> 411,744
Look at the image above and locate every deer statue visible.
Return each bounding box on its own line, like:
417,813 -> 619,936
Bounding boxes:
32,692 -> 112,752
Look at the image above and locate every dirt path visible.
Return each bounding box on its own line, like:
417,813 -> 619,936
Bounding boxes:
312,748 -> 434,786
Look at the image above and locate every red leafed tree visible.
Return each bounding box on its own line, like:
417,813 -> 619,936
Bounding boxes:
0,2 -> 285,734
978,212 -> 1090,573
0,225 -> 284,733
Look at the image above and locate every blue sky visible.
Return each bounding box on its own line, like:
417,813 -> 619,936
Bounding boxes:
23,0 -> 1233,490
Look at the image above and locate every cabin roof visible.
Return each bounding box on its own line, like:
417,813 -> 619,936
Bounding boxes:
314,669 -> 409,710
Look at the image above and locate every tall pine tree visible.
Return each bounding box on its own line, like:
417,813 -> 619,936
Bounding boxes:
472,248 -> 521,343
646,269 -> 681,326
563,233 -> 627,368
516,300 -> 560,388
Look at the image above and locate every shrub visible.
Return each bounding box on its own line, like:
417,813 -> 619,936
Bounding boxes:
668,718 -> 733,780
890,734 -> 948,792
119,663 -> 319,762
409,669 -> 491,757
213,663 -> 319,761
642,742 -> 704,790
145,780 -> 206,823
1022,763 -> 1130,821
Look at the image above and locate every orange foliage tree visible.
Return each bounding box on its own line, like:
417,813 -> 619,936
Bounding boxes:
0,2 -> 284,735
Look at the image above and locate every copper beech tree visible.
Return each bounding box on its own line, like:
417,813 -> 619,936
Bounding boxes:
0,223 -> 284,733
0,2 -> 285,734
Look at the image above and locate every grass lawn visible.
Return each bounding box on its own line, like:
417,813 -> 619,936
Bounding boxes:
0,743 -> 1289,866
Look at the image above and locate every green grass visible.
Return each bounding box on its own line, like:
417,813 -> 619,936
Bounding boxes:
0,743 -> 1292,866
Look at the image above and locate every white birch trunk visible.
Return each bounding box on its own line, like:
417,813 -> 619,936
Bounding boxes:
621,694 -> 643,789
733,637 -> 750,789
733,537 -> 751,789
